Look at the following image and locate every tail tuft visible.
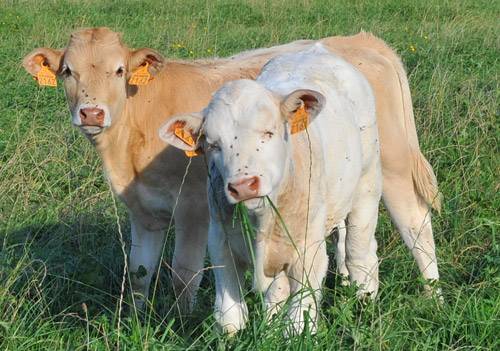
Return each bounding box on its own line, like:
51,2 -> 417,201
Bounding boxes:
412,150 -> 442,213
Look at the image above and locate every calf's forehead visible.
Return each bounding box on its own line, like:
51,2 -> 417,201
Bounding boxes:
64,28 -> 128,68
204,81 -> 280,139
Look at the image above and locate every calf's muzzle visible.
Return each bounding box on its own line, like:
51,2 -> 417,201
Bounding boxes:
227,176 -> 260,202
80,107 -> 105,127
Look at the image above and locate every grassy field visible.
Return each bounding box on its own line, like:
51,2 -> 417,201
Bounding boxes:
0,0 -> 498,349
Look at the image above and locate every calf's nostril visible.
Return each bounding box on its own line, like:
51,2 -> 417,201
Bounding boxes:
96,110 -> 105,121
228,183 -> 239,197
228,176 -> 260,200
248,177 -> 259,192
79,108 -> 105,126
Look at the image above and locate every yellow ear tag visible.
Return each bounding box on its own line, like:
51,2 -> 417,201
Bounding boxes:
36,62 -> 57,87
129,62 -> 152,86
174,127 -> 199,157
290,104 -> 309,134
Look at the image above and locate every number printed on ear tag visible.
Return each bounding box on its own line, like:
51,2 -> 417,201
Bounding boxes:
290,104 -> 309,134
174,127 -> 199,157
129,62 -> 152,86
36,62 -> 57,87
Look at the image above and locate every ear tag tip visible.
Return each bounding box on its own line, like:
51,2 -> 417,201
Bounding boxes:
184,150 -> 199,157
129,61 -> 153,86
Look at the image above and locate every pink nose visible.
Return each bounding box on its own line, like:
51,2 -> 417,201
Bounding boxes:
80,107 -> 105,127
227,176 -> 260,202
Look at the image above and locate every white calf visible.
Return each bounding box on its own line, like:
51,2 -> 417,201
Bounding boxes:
159,44 -> 382,335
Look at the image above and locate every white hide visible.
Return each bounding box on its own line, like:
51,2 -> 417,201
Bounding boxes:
203,44 -> 381,335
159,44 -> 382,335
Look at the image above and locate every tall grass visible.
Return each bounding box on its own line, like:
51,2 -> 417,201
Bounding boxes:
0,0 -> 498,349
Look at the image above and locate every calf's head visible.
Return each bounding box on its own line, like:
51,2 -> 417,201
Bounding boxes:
159,80 -> 324,210
23,27 -> 164,136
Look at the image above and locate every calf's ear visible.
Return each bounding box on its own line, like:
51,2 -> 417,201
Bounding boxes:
159,113 -> 203,151
280,89 -> 325,134
128,48 -> 164,83
22,48 -> 64,77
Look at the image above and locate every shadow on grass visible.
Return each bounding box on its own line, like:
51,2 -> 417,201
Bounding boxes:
0,215 -> 213,331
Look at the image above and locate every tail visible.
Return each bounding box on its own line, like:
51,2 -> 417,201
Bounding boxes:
411,149 -> 442,212
387,40 -> 442,212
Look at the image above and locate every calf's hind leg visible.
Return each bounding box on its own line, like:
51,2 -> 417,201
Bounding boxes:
345,204 -> 380,297
345,162 -> 382,297
171,207 -> 209,313
382,173 -> 440,292
333,221 -> 350,285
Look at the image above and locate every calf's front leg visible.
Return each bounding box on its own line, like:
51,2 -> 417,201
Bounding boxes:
129,215 -> 166,311
209,220 -> 249,335
254,237 -> 291,321
286,214 -> 329,336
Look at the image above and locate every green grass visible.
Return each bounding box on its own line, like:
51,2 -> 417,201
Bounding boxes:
0,0 -> 498,349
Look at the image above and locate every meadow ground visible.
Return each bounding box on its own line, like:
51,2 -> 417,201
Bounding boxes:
0,0 -> 498,349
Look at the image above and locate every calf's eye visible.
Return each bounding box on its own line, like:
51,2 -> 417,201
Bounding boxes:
264,131 -> 274,138
61,65 -> 72,77
116,67 -> 125,77
207,142 -> 220,151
